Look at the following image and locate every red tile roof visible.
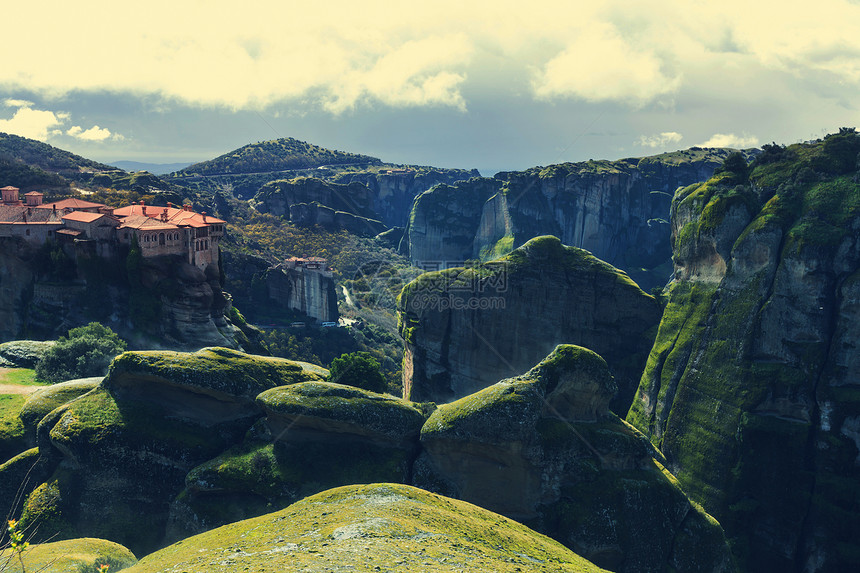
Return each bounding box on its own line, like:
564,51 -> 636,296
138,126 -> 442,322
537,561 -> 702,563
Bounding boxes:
37,198 -> 107,211
62,211 -> 108,223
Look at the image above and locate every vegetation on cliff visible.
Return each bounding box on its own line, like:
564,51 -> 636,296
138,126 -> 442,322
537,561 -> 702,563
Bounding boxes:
176,137 -> 381,176
35,323 -> 126,383
627,129 -> 860,572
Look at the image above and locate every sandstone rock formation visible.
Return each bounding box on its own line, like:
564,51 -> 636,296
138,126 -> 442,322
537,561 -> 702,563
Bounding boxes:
3,344 -> 736,569
0,340 -> 55,368
0,237 -> 247,350
333,167 -> 479,227
132,483 -> 610,573
627,134 -> 860,572
415,345 -> 733,573
168,381 -> 429,538
18,348 -> 323,555
405,149 -> 734,289
398,235 -> 662,413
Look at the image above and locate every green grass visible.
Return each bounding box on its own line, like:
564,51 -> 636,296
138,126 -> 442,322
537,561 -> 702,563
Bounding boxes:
0,368 -> 42,387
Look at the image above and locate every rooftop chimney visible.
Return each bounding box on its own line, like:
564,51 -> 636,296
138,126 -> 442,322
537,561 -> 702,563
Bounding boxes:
162,208 -> 168,222
140,200 -> 146,217
202,211 -> 207,222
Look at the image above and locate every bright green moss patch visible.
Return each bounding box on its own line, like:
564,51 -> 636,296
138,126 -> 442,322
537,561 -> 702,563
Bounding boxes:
105,347 -> 322,397
422,379 -> 541,438
1,537 -> 137,573
0,394 -> 27,463
131,483 -> 609,573
18,378 -> 99,433
257,381 -> 426,440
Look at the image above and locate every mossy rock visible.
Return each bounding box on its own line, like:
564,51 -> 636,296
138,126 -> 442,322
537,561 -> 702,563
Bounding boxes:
2,537 -> 137,573
26,382 -> 261,555
0,447 -> 53,525
418,345 -> 733,572
133,483 -> 610,573
257,381 -> 428,446
0,340 -> 55,368
171,384 -> 431,537
0,393 -> 27,464
19,377 -> 100,435
104,347 -> 322,398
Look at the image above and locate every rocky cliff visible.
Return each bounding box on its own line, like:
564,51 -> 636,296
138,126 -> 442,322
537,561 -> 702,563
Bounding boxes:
398,235 -> 661,413
416,345 -> 733,573
4,345 -> 732,569
626,133 -> 860,572
0,238 -> 247,350
406,149 -> 735,289
333,167 -> 479,228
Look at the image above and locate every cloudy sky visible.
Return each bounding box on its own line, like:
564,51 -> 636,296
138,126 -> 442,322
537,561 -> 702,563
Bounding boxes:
2,1 -> 859,174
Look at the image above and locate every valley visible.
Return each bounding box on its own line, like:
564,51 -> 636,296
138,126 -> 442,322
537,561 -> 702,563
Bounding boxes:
0,130 -> 857,573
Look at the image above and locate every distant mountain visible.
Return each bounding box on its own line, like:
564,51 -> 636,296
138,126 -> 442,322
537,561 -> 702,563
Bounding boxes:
110,161 -> 193,175
0,132 -> 113,174
175,137 -> 381,177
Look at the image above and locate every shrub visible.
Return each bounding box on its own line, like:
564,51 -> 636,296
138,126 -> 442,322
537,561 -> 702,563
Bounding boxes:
35,323 -> 127,383
326,351 -> 387,393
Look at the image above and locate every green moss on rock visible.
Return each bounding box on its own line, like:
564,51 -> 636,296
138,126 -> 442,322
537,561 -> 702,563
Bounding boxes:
2,537 -> 137,573
133,483 -> 610,573
104,346 -> 322,397
18,378 -> 100,435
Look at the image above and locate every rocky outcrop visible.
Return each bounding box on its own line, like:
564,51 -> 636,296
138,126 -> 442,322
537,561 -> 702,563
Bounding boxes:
405,149 -> 734,289
415,345 -> 733,573
398,235 -> 661,413
262,261 -> 338,322
18,348 -> 323,555
251,177 -> 379,220
333,167 -> 479,227
0,238 -> 247,350
289,201 -> 387,236
133,483 -> 610,573
626,133 -> 860,572
0,340 -> 55,368
169,382 -> 429,537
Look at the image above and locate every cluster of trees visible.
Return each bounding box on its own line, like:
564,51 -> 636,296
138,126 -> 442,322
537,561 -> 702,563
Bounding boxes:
36,323 -> 127,383
177,137 -> 380,176
0,132 -> 111,173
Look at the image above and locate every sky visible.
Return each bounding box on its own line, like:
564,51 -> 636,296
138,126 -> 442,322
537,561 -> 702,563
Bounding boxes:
2,0 -> 860,175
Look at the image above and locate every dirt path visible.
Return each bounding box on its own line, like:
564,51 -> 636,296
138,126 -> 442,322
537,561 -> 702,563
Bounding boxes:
0,383 -> 38,395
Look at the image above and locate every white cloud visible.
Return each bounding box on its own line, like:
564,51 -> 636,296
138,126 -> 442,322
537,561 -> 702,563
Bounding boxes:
67,125 -> 116,141
4,99 -> 34,108
0,0 -> 859,116
0,106 -> 65,141
532,23 -> 681,105
698,133 -> 759,148
637,132 -> 683,148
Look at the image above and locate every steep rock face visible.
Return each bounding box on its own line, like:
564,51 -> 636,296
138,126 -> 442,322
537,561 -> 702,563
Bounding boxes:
398,235 -> 661,413
143,256 -> 241,349
333,167 -> 479,227
0,239 -> 245,350
168,382 -> 429,537
289,201 -> 387,236
627,134 -> 860,572
415,345 -> 733,573
251,177 -> 379,220
0,238 -> 37,341
263,262 -> 338,322
19,348 -> 322,555
406,150 -> 732,289
133,484 -> 610,573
